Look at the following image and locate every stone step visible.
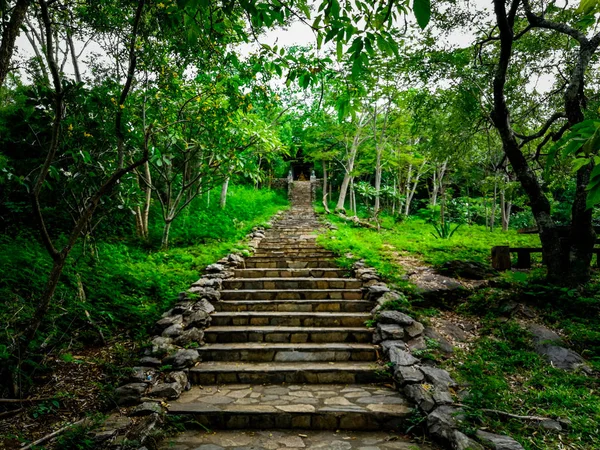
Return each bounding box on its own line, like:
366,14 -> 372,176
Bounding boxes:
197,342 -> 378,362
244,258 -> 338,269
258,242 -> 320,248
234,268 -> 350,278
252,251 -> 335,258
211,311 -> 370,326
159,429 -> 434,450
220,289 -> 364,300
214,299 -> 373,313
203,326 -> 372,344
223,278 -> 362,290
166,384 -> 412,431
189,361 -> 388,384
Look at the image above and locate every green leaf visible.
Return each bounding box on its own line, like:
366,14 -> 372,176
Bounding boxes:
572,157 -> 590,173
413,0 -> 431,29
585,183 -> 600,209
576,0 -> 599,14
336,40 -> 343,60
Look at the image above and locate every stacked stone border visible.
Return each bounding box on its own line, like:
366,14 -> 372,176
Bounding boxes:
92,213 -> 284,448
353,261 -> 525,450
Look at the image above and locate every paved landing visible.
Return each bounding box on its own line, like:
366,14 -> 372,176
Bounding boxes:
170,384 -> 410,415
159,429 -> 438,449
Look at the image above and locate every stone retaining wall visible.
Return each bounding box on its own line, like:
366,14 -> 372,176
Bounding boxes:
352,261 -> 525,450
94,213 -> 284,448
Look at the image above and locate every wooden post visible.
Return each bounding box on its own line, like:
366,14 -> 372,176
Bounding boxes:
492,246 -> 511,271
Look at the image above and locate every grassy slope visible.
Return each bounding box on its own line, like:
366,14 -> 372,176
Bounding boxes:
317,211 -> 600,450
0,185 -> 288,355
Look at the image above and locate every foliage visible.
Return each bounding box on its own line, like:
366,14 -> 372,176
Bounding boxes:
430,220 -> 461,240
0,186 -> 287,391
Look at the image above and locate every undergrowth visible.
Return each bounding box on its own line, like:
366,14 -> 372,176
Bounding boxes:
0,185 -> 288,394
317,206 -> 600,450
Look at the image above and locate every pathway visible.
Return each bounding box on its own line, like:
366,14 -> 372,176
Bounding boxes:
160,181 -> 435,450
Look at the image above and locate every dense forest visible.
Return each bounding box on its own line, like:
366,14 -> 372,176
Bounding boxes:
1,0 -> 600,449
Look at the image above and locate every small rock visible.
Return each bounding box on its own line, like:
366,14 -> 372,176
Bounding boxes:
439,320 -> 470,342
405,321 -> 425,338
419,366 -> 458,388
437,260 -> 494,280
389,347 -> 419,366
150,336 -> 175,357
407,336 -> 427,351
139,357 -> 162,367
130,402 -> 163,416
148,382 -> 183,399
206,263 -> 225,273
404,384 -> 435,412
129,367 -> 155,384
427,405 -> 465,441
452,430 -> 485,450
191,278 -> 222,289
377,323 -> 405,341
378,310 -> 414,326
367,284 -> 390,301
184,310 -> 211,328
528,323 -> 562,345
376,291 -> 405,307
475,430 -> 525,450
171,301 -> 194,314
114,383 -> 147,406
228,253 -> 245,265
424,327 -> 454,354
165,371 -> 188,390
193,298 -> 215,314
380,340 -> 406,355
162,323 -> 184,338
394,365 -> 425,385
163,349 -> 200,369
155,315 -> 183,331
173,328 -> 204,347
188,286 -> 221,302
535,344 -> 590,372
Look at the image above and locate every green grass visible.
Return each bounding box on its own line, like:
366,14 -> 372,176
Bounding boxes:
316,210 -> 540,286
449,319 -> 600,450
0,185 -> 288,356
316,206 -> 600,449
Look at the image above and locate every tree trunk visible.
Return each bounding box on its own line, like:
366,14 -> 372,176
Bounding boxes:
0,0 -> 31,88
322,160 -> 330,213
490,181 -> 497,232
220,177 -> 229,209
374,147 -> 382,215
500,189 -> 511,231
162,220 -> 172,249
336,118 -> 366,211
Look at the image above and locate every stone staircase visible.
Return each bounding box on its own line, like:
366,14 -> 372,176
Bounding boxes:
164,182 -> 422,445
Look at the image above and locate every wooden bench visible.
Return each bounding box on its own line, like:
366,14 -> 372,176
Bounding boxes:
492,245 -> 600,270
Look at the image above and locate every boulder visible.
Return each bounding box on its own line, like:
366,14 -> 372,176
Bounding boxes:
475,430 -> 525,450
138,357 -> 162,367
407,336 -> 427,351
378,310 -> 414,326
228,253 -> 245,265
171,301 -> 194,315
188,286 -> 221,302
